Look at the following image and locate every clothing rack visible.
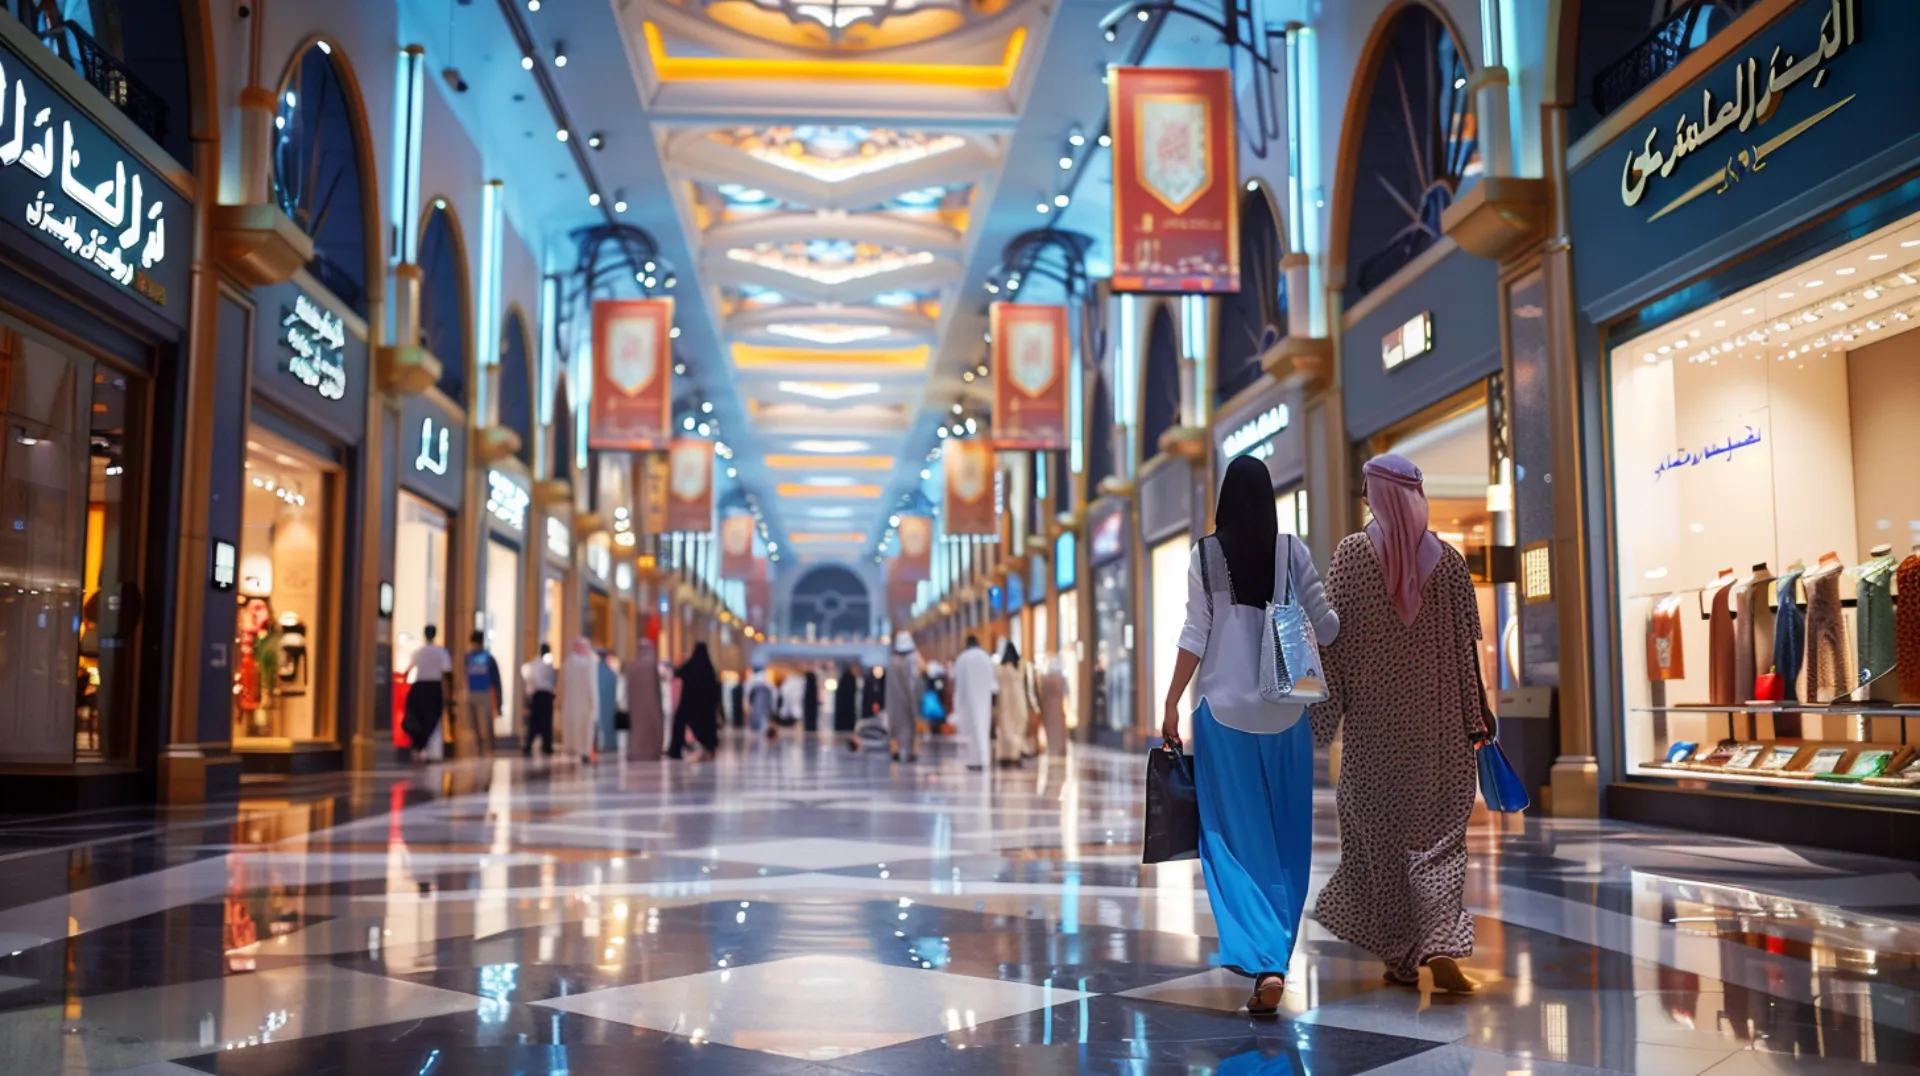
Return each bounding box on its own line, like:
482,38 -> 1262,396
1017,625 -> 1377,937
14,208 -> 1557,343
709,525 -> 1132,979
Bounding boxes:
1694,592 -> 1898,620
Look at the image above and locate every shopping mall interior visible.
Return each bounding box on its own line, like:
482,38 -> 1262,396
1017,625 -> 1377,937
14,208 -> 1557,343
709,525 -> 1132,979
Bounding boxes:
0,0 -> 1915,1072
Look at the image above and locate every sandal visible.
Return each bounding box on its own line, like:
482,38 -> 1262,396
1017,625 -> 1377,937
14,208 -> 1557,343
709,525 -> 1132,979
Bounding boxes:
1246,973 -> 1284,1017
1426,956 -> 1476,995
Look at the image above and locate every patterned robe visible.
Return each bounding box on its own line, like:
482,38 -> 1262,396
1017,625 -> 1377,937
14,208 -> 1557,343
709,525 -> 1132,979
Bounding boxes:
1310,533 -> 1483,978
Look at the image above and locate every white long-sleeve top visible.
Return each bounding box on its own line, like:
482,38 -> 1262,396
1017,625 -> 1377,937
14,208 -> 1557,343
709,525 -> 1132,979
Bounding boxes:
1177,534 -> 1339,734
949,646 -> 996,732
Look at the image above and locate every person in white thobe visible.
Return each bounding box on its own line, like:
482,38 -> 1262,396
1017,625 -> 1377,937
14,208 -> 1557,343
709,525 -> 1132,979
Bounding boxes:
559,637 -> 601,763
949,635 -> 997,771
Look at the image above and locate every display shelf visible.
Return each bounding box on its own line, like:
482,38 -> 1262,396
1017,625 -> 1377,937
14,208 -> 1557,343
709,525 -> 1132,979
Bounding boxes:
1630,762 -> 1920,799
1633,704 -> 1920,718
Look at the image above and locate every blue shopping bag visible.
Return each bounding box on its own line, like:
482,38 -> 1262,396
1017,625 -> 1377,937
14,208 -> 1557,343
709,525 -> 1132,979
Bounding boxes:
1476,719 -> 1530,813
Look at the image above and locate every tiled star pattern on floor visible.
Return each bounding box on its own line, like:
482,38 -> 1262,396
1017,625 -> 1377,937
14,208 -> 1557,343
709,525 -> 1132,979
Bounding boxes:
0,731 -> 1914,1073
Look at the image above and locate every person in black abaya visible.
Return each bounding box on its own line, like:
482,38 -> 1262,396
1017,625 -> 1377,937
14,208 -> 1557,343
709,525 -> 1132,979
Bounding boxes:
861,666 -> 883,723
668,642 -> 722,761
834,663 -> 860,733
802,669 -> 821,732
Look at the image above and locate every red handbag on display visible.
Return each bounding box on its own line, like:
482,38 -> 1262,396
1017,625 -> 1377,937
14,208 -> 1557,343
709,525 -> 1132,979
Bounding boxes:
1753,668 -> 1785,703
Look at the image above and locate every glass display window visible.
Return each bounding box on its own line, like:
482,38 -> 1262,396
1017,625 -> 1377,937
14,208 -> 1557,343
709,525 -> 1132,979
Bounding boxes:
1149,535 -> 1194,740
234,433 -> 336,743
484,538 -> 521,738
1092,558 -> 1134,741
1609,213 -> 1920,798
392,491 -> 450,686
1056,589 -> 1079,729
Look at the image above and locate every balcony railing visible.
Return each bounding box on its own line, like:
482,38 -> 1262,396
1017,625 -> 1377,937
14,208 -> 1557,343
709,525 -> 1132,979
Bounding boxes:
1590,0 -> 1762,118
11,8 -> 170,146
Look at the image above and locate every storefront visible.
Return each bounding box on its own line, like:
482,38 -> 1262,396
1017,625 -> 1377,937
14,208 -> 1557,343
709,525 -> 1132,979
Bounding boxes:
1085,500 -> 1134,747
232,277 -> 368,773
0,22 -> 195,804
1569,0 -> 1920,855
1005,572 -> 1026,659
484,463 -> 532,741
393,392 -> 466,739
1140,456 -> 1195,741
541,507 -> 571,661
585,532 -> 613,649
1026,555 -> 1049,665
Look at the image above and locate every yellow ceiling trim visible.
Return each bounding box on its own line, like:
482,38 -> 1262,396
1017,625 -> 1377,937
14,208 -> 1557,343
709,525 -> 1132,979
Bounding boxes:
642,21 -> 1026,90
776,483 -> 884,498
789,532 -> 867,543
732,342 -> 929,369
764,454 -> 893,470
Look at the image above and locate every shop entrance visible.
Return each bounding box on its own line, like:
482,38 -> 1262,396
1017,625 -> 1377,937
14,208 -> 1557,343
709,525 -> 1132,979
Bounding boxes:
485,537 -> 521,739
234,433 -> 338,745
393,491 -> 450,707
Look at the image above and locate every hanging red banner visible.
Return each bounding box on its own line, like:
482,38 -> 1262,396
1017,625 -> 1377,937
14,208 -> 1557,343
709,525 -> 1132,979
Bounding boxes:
990,303 -> 1069,450
886,567 -> 918,617
895,514 -> 932,582
1110,67 -> 1239,294
720,513 -> 756,580
630,450 -> 670,535
590,299 -> 674,449
664,439 -> 713,533
745,559 -> 770,626
943,439 -> 996,536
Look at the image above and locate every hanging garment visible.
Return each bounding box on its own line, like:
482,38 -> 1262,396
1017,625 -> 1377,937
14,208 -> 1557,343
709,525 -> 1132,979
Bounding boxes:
1804,562 -> 1851,704
1856,556 -> 1898,693
1707,577 -> 1737,706
1771,569 -> 1806,703
1647,594 -> 1687,681
1898,554 -> 1920,701
1732,570 -> 1775,703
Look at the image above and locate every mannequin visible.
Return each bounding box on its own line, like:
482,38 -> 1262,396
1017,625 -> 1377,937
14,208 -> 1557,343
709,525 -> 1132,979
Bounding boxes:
1804,553 -> 1851,703
1706,569 -> 1738,706
1772,559 -> 1807,703
1733,562 -> 1775,704
1855,546 -> 1899,695
1899,544 -> 1920,701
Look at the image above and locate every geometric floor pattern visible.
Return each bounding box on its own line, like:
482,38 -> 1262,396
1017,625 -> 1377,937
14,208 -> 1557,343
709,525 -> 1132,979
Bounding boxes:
0,729 -> 1917,1074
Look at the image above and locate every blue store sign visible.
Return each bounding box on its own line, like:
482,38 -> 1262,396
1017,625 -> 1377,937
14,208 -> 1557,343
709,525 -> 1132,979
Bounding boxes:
0,38 -> 190,325
1571,0 -> 1917,315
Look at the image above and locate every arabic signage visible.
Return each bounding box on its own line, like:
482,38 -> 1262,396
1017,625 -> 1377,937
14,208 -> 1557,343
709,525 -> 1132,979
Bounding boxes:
1110,67 -> 1239,295
251,279 -> 366,443
664,438 -> 713,533
0,43 -> 189,325
1089,503 -> 1127,566
486,468 -> 529,533
1214,382 -> 1303,490
943,439 -> 997,535
989,303 -> 1070,450
895,514 -> 932,582
1652,424 -> 1764,480
720,513 -> 756,579
1570,0 -> 1915,309
1381,311 -> 1433,371
545,515 -> 571,563
590,299 -> 673,450
399,392 -> 465,511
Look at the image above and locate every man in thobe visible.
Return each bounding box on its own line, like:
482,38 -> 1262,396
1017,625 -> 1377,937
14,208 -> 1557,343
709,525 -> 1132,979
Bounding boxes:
949,635 -> 996,772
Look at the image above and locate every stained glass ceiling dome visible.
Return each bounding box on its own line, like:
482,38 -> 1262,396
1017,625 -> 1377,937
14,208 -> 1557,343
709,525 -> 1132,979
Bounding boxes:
669,0 -> 1014,51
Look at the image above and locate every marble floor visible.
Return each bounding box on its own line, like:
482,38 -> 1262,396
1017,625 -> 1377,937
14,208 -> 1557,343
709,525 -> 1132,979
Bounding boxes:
1,732 -> 1916,1075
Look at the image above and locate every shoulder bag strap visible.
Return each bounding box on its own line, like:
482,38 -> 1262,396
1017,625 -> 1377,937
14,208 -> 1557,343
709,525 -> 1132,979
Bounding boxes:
1273,534 -> 1296,606
1197,538 -> 1213,615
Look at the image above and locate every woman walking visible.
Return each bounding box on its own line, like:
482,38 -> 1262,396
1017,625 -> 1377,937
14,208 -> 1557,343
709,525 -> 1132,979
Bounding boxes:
624,618 -> 666,760
885,632 -> 923,762
833,663 -> 860,733
1160,456 -> 1338,1017
668,642 -> 723,761
559,637 -> 601,765
993,642 -> 1033,766
1312,453 -> 1486,995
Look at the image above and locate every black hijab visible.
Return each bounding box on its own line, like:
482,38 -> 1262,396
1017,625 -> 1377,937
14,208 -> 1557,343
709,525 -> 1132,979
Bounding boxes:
1001,641 -> 1021,667
1214,454 -> 1279,608
675,642 -> 721,715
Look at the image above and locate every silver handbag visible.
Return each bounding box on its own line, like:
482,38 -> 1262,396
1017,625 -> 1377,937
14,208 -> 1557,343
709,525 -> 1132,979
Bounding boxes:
1260,536 -> 1327,703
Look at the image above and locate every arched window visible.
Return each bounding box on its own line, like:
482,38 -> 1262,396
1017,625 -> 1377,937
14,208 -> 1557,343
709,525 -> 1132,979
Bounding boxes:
788,565 -> 872,638
500,311 -> 534,464
1216,187 -> 1286,406
1576,0 -> 1754,138
1343,6 -> 1480,301
419,206 -> 469,405
22,0 -> 193,163
274,43 -> 373,316
1140,306 -> 1180,463
551,377 -> 574,482
1088,368 -> 1115,487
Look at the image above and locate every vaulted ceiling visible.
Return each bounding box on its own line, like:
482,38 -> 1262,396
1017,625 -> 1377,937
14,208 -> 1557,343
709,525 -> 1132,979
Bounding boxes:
404,0 -> 1151,571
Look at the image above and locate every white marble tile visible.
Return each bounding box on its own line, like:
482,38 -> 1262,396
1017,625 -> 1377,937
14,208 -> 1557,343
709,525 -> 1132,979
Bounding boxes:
665,837 -> 946,871
534,953 -> 1089,1060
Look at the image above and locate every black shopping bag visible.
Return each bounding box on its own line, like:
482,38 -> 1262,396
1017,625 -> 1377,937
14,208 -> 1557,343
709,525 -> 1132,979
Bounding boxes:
1142,748 -> 1199,864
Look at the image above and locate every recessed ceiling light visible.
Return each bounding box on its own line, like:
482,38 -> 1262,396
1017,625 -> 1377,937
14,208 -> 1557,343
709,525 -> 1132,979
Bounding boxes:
1869,253 -> 1889,261
1836,267 -> 1857,275
1713,319 -> 1726,327
1902,240 -> 1920,248
1742,307 -> 1756,314
1642,353 -> 1656,363
1777,291 -> 1794,299
777,381 -> 881,402
1657,345 -> 1671,354
1036,202 -> 1051,214
1804,279 -> 1824,287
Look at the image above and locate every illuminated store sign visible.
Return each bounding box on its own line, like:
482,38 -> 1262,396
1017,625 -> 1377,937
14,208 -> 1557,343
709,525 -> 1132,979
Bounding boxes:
1221,403 -> 1290,460
486,469 -> 529,531
546,516 -> 570,559
281,292 -> 346,400
1381,312 -> 1433,370
415,416 -> 449,475
0,53 -> 182,311
615,562 -> 633,592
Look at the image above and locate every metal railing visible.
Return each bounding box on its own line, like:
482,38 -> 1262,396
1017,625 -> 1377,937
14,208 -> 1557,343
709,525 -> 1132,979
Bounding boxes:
11,7 -> 171,145
1590,0 -> 1762,118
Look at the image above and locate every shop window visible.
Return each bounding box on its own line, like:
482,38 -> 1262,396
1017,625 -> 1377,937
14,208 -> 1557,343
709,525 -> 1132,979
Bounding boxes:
1344,6 -> 1480,301
1140,306 -> 1180,462
419,206 -> 468,406
1217,187 -> 1286,406
274,43 -> 372,317
1609,215 -> 1920,794
235,434 -> 333,743
12,0 -> 191,161
392,491 -> 449,688
500,311 -> 534,464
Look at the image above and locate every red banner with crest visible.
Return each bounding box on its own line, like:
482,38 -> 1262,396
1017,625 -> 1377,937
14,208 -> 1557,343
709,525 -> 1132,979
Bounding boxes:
664,439 -> 713,533
590,299 -> 674,449
1110,67 -> 1239,294
895,515 -> 932,582
989,303 -> 1069,450
720,514 -> 756,580
943,439 -> 996,536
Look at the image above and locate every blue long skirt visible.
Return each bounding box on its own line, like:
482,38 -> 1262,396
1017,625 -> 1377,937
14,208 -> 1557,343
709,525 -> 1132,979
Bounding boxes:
1192,698 -> 1313,978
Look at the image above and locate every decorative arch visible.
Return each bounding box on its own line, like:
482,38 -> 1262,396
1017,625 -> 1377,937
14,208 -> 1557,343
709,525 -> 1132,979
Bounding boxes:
1139,303 -> 1180,463
551,375 -> 575,482
788,564 -> 873,638
1216,180 -> 1287,406
274,38 -> 382,317
500,306 -> 536,464
1327,0 -> 1481,301
419,202 -> 472,407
